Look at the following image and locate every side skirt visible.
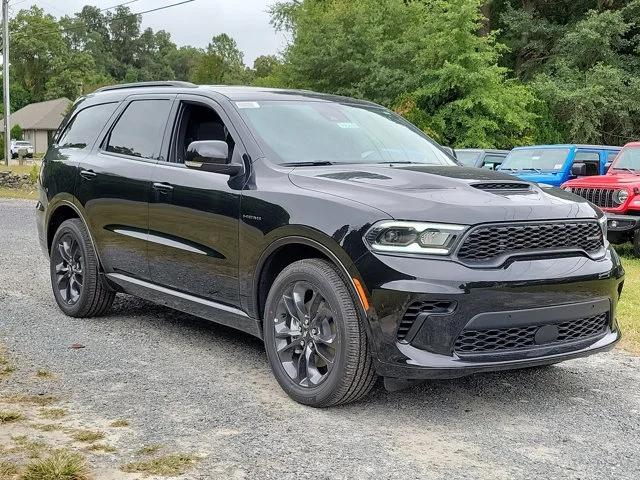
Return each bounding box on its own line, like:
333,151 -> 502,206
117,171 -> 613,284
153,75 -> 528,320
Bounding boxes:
106,273 -> 262,339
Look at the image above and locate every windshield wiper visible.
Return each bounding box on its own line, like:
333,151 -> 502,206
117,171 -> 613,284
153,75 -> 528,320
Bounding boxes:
521,167 -> 542,173
612,167 -> 639,174
281,161 -> 335,167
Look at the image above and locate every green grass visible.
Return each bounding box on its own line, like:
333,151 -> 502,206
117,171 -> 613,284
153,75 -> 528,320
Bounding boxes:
71,430 -> 105,443
0,186 -> 37,200
109,419 -> 129,428
0,410 -> 25,423
0,460 -> 19,477
136,444 -> 163,456
0,162 -> 39,200
616,244 -> 640,354
120,453 -> 199,476
20,450 -> 89,480
38,408 -> 66,420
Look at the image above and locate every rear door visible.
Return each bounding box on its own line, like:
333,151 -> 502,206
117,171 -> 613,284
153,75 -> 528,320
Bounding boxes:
147,94 -> 243,306
75,94 -> 175,279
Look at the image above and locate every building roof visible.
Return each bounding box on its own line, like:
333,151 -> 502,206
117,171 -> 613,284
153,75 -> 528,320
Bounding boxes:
0,98 -> 71,131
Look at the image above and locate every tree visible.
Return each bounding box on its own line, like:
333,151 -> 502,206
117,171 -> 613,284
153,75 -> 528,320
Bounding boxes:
272,0 -> 539,147
190,34 -> 249,85
9,7 -> 68,102
531,8 -> 640,144
11,124 -> 22,140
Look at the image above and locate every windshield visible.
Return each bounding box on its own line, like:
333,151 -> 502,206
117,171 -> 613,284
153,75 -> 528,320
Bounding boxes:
236,100 -> 456,166
455,150 -> 480,166
612,147 -> 640,171
500,148 -> 570,172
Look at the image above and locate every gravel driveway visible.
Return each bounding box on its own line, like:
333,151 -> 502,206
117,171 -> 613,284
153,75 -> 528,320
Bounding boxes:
1,198 -> 639,479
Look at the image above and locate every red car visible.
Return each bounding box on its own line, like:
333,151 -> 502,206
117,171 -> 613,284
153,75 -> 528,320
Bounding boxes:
562,142 -> 640,254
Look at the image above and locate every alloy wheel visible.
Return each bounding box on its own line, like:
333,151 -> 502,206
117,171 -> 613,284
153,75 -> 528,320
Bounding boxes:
53,234 -> 84,305
273,281 -> 339,387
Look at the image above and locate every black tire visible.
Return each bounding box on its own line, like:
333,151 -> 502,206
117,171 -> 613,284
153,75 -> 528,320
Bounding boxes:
263,258 -> 376,407
50,218 -> 115,317
633,229 -> 640,257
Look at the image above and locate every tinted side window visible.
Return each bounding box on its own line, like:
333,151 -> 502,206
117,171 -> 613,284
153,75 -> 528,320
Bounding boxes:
57,103 -> 118,149
482,154 -> 505,169
106,100 -> 172,160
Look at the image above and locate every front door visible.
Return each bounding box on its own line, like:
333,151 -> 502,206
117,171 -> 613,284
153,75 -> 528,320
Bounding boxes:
147,95 -> 243,307
76,95 -> 175,280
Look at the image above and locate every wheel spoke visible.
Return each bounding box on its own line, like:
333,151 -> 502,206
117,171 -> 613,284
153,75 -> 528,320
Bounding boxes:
274,320 -> 300,339
313,343 -> 335,366
282,294 -> 298,321
55,262 -> 69,275
57,242 -> 70,262
306,347 -> 323,385
296,347 -> 309,385
57,274 -> 70,292
292,282 -> 310,321
277,339 -> 302,355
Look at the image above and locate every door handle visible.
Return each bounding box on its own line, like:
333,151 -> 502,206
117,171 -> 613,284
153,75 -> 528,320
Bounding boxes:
79,169 -> 97,180
152,182 -> 174,193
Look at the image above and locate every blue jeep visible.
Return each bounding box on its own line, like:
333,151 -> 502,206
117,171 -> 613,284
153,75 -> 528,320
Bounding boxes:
498,144 -> 621,187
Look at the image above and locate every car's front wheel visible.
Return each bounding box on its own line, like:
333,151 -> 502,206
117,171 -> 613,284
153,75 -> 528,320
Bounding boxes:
263,258 -> 376,407
633,229 -> 640,257
50,219 -> 115,317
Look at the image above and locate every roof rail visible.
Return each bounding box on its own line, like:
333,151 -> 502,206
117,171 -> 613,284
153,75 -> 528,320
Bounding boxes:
94,81 -> 197,93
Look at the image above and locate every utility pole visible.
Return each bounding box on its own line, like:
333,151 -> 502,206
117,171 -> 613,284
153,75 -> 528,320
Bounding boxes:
2,0 -> 9,166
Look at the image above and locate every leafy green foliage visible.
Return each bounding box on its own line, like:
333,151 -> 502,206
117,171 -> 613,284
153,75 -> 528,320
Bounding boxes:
272,0 -> 538,147
6,1 -> 640,147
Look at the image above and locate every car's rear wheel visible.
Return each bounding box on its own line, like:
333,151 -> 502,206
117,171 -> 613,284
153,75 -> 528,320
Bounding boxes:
263,258 -> 376,407
50,219 -> 115,317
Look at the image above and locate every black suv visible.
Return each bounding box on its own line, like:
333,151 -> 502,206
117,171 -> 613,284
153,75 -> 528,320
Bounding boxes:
37,82 -> 624,407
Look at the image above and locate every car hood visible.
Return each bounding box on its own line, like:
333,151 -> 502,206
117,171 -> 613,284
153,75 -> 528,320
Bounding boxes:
288,164 -> 598,224
564,172 -> 640,188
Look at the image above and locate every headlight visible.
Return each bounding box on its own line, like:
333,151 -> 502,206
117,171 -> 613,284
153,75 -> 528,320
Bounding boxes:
364,221 -> 467,255
598,214 -> 608,239
563,187 -> 573,193
613,189 -> 629,205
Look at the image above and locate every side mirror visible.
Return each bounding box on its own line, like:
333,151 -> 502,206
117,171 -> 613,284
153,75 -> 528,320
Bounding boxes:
185,140 -> 243,176
442,146 -> 457,159
571,162 -> 587,177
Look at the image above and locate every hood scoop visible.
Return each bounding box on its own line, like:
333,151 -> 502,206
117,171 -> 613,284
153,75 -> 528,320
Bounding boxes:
471,182 -> 531,192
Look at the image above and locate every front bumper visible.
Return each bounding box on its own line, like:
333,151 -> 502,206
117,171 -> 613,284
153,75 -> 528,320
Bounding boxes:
355,247 -> 624,380
606,214 -> 640,243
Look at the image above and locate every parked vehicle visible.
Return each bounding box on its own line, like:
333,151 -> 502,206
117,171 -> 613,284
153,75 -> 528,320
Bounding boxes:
455,148 -> 509,170
562,142 -> 640,255
37,82 -> 624,407
10,140 -> 34,158
498,144 -> 621,187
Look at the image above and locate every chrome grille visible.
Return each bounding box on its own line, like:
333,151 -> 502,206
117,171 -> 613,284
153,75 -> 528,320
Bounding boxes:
571,187 -> 617,208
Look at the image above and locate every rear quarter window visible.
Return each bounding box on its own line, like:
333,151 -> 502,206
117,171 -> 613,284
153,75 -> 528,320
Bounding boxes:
57,102 -> 118,150
105,100 -> 172,160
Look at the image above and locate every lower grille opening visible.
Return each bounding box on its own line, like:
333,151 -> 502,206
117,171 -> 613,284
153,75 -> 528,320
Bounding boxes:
454,312 -> 609,354
397,300 -> 455,341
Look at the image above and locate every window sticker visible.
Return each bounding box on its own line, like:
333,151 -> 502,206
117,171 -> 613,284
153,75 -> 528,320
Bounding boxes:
553,164 -> 563,170
236,101 -> 260,109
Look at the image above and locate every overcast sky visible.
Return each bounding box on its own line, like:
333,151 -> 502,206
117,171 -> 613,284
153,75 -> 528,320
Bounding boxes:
15,0 -> 288,65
